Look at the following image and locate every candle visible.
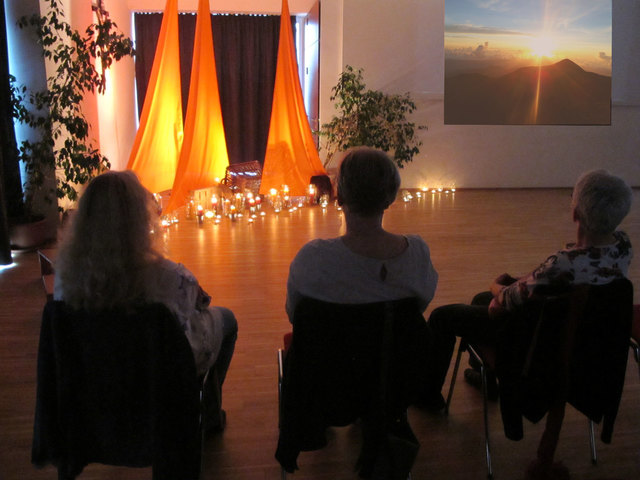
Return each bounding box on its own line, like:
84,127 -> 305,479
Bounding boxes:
196,205 -> 204,225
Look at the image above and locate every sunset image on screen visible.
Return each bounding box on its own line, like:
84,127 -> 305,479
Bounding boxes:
444,0 -> 612,125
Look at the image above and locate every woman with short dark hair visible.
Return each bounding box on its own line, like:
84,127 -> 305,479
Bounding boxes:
286,147 -> 438,319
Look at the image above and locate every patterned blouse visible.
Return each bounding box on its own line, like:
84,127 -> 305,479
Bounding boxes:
54,257 -> 223,376
141,258 -> 223,376
502,231 -> 633,311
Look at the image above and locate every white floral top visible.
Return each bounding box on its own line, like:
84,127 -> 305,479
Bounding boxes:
55,257 -> 222,376
502,231 -> 633,311
141,258 -> 223,376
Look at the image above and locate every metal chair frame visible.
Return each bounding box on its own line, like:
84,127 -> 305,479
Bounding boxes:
445,340 -> 495,477
444,280 -> 636,479
631,338 -> 640,378
631,304 -> 640,379
446,338 -> 602,479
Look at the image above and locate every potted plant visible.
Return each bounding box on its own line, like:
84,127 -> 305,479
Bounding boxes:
8,0 -> 133,248
319,65 -> 426,169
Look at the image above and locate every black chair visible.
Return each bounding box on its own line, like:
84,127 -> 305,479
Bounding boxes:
276,297 -> 429,479
445,278 -> 633,478
32,301 -> 203,480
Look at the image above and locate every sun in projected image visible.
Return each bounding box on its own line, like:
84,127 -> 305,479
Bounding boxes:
529,34 -> 557,59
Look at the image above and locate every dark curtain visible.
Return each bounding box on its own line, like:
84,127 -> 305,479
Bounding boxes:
1,0 -> 22,262
134,13 -> 281,166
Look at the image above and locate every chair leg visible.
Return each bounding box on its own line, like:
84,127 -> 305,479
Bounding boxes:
445,340 -> 465,415
631,342 -> 640,379
278,349 -> 284,425
479,364 -> 494,479
588,420 -> 597,465
278,349 -> 286,479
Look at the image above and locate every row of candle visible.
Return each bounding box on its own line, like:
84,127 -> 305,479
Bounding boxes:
161,184 -> 457,227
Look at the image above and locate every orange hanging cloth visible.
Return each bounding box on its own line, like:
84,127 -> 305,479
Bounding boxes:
127,0 -> 183,194
165,0 -> 229,214
259,0 -> 326,197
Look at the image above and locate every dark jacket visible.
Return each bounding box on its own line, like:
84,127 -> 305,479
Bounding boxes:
32,301 -> 201,480
495,279 -> 633,442
275,297 -> 430,478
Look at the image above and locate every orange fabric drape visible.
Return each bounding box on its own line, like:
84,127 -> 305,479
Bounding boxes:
259,0 -> 326,196
127,0 -> 183,194
164,0 -> 229,213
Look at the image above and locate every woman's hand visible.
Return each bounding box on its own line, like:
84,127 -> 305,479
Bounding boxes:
196,286 -> 212,310
494,273 -> 518,286
488,297 -> 505,317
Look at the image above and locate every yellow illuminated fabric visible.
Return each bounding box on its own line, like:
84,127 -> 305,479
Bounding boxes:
127,0 -> 183,194
165,0 -> 229,213
259,0 -> 326,196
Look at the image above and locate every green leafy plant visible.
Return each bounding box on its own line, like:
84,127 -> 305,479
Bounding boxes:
10,0 -> 133,216
319,65 -> 425,168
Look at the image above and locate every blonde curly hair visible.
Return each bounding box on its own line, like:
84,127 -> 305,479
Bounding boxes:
55,170 -> 161,311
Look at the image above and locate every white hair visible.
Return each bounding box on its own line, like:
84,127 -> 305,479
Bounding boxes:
571,169 -> 632,235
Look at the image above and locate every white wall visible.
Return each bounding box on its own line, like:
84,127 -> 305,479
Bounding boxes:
105,0 -> 640,187
320,0 -> 640,188
99,0 -> 137,171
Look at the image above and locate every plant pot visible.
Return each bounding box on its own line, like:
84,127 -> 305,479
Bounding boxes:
9,217 -> 53,250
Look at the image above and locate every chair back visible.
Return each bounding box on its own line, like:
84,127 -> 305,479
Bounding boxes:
276,297 -> 428,476
567,278 -> 633,440
286,297 -> 427,421
32,301 -> 201,480
519,278 -> 633,441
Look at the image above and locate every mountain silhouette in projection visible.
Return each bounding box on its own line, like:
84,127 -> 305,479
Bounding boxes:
444,59 -> 611,125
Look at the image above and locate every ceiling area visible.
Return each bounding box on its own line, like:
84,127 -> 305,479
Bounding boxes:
126,0 -> 319,15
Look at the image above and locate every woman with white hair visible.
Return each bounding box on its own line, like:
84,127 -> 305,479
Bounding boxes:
428,169 -> 633,388
425,169 -> 633,472
489,168 -> 633,312
54,170 -> 237,432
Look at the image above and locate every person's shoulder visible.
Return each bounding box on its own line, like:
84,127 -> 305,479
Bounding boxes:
614,230 -> 631,245
404,234 -> 431,253
148,256 -> 196,281
298,237 -> 342,255
291,238 -> 343,269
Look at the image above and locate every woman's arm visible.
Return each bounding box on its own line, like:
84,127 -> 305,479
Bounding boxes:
490,273 -> 518,300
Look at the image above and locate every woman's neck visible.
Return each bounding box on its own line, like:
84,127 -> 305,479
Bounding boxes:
342,210 -> 385,238
576,225 -> 616,248
340,209 -> 407,259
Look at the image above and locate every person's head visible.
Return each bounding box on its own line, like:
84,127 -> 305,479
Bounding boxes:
571,169 -> 632,235
337,147 -> 401,216
56,170 -> 159,310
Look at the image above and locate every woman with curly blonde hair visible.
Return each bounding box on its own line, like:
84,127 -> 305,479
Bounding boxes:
54,170 -> 236,432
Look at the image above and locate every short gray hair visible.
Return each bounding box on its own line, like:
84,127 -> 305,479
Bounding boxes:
571,169 -> 632,235
337,147 -> 401,216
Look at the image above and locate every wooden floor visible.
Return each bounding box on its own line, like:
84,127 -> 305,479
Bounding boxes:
1,189 -> 639,480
